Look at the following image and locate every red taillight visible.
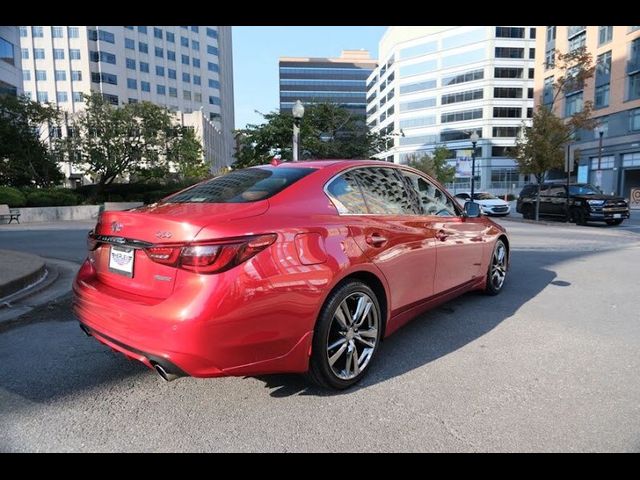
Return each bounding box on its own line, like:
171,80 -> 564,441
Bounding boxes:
144,234 -> 277,274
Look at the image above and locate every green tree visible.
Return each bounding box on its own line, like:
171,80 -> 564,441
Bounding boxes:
406,145 -> 456,184
0,94 -> 64,187
165,126 -> 208,181
513,47 -> 597,221
233,102 -> 386,168
68,94 -> 205,198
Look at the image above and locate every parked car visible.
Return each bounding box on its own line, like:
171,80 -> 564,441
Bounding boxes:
73,160 -> 510,390
454,192 -> 511,216
516,182 -> 630,225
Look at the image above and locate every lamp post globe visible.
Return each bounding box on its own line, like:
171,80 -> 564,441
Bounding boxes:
292,100 -> 304,162
469,131 -> 479,202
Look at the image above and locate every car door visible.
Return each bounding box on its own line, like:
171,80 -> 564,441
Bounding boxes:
538,184 -> 553,215
399,170 -> 487,295
547,185 -> 567,216
327,167 -> 438,314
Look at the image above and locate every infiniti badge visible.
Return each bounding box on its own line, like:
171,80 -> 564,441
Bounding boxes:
155,231 -> 172,239
111,221 -> 123,233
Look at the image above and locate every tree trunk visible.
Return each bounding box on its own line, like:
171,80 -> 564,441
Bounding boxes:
535,181 -> 541,222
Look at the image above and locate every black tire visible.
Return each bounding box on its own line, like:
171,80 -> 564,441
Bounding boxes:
606,219 -> 623,226
485,239 -> 508,296
307,280 -> 382,390
573,208 -> 587,225
522,204 -> 534,220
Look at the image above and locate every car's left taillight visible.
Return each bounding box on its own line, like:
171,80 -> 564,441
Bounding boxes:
144,233 -> 277,274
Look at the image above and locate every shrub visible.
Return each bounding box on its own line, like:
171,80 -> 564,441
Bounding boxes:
26,189 -> 80,207
0,186 -> 27,207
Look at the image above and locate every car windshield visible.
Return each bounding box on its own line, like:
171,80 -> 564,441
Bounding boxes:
569,184 -> 602,196
473,193 -> 496,200
164,167 -> 316,203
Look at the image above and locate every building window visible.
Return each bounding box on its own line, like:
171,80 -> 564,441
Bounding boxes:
208,79 -> 220,89
194,92 -> 202,102
441,88 -> 483,105
0,37 -> 15,66
141,81 -> 150,92
441,108 -> 483,123
546,26 -> 556,42
494,87 -> 523,98
139,42 -> 148,54
154,27 -> 163,39
73,92 -> 83,102
207,45 -> 218,56
629,72 -> 640,101
138,26 -> 147,34
169,87 -> 177,97
208,62 -> 219,73
34,49 -> 45,59
155,46 -> 163,58
495,47 -> 524,59
23,70 -> 31,81
192,40 -> 200,51
125,38 -> 135,49
168,68 -> 177,79
595,84 -> 610,109
71,71 -> 82,81
495,27 -> 524,38
209,96 -> 221,105
190,26 -> 199,33
183,90 -> 191,101
192,58 -> 200,68
69,49 -> 80,60
529,68 -> 535,79
529,48 -> 536,59
37,91 -> 48,102
139,61 -> 149,73
55,70 -> 66,81
441,68 -> 483,86
493,107 -> 522,118
565,92 -> 584,116
181,36 -> 189,47
88,29 -> 115,44
19,26 -> 28,37
568,32 -> 586,52
493,127 -> 520,138
182,72 -> 190,83
156,65 -> 165,76
166,32 -> 175,43
400,97 -> 436,111
52,26 -> 64,38
206,27 -> 218,39
543,76 -> 555,105
545,50 -> 555,70
127,78 -> 137,89
597,51 -> 612,80
494,67 -> 523,79
528,87 -> 534,99
193,75 -> 201,85
167,50 -> 176,61
622,152 -> 640,167
56,92 -> 68,102
36,70 -> 46,81
68,27 -> 79,38
630,26 -> 640,33
126,58 -> 136,69
598,26 -> 613,46
491,146 -> 510,157
91,72 -> 117,85
21,48 -> 29,59
31,26 -> 44,38
530,28 -> 536,39
157,85 -> 166,95
90,51 -> 116,64
181,54 -> 189,65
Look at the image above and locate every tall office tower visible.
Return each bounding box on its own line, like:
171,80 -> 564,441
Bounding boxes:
0,26 -> 23,96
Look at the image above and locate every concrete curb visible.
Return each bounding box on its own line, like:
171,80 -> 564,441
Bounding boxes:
0,250 -> 47,300
0,257 -> 80,331
497,216 -> 575,227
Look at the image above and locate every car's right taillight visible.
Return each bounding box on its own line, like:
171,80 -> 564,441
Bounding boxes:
144,234 -> 277,274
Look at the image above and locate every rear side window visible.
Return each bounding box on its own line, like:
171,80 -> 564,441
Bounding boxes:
164,167 -> 316,204
399,171 -> 458,216
353,167 -> 419,215
326,170 -> 368,214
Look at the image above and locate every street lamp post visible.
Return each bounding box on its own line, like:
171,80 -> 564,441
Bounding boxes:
292,100 -> 304,162
469,131 -> 479,202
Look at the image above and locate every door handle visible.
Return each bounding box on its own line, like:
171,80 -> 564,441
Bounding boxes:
436,230 -> 448,242
365,233 -> 388,247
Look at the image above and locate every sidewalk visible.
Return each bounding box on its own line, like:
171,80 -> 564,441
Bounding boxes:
0,249 -> 47,300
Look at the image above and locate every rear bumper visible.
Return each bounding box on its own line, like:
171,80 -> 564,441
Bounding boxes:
72,259 -> 318,378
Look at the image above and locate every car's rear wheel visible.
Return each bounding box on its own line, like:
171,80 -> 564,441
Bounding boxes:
573,208 -> 587,225
606,219 -> 623,226
522,204 -> 534,219
484,240 -> 507,296
308,281 -> 382,390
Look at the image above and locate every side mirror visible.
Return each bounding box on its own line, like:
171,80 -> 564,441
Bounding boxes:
463,201 -> 481,218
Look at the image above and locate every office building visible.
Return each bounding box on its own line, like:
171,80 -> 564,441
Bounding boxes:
18,25 -> 235,176
367,26 -> 537,193
0,26 -> 23,96
534,26 -> 640,199
279,50 -> 376,118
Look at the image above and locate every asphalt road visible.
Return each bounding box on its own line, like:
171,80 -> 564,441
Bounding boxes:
1,219 -> 639,452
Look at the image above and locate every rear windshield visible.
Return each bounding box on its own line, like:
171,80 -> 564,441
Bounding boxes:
164,167 -> 316,204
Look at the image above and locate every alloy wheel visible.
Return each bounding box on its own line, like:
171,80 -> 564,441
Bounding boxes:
490,242 -> 507,291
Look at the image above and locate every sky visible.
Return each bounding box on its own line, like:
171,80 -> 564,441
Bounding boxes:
232,26 -> 387,130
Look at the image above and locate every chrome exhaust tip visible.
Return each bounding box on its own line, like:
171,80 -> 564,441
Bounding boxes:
153,363 -> 179,382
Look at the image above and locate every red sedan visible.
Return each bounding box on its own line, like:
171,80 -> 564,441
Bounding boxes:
73,160 -> 509,390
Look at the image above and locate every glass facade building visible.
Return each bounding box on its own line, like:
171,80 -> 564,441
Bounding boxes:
0,27 -> 22,96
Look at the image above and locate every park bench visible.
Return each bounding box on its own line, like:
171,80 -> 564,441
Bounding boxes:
0,204 -> 21,224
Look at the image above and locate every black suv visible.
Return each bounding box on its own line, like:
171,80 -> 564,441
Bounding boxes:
516,183 -> 630,225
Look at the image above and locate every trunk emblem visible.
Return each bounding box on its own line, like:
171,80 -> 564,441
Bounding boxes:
155,231 -> 172,239
111,222 -> 123,233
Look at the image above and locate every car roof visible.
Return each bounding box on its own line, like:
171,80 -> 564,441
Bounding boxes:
266,159 -> 394,169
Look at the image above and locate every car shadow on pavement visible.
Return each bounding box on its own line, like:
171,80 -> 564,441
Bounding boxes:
251,249 -> 586,397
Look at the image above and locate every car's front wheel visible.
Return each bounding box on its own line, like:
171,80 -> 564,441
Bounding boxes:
308,281 -> 382,390
485,239 -> 508,296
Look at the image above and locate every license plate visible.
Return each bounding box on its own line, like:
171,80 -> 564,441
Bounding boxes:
109,245 -> 135,277
613,213 -> 622,219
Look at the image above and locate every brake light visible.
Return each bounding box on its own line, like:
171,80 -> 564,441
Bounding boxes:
143,234 -> 277,274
